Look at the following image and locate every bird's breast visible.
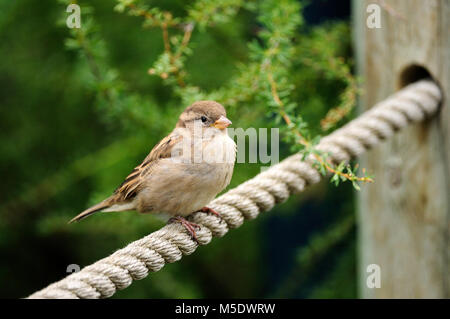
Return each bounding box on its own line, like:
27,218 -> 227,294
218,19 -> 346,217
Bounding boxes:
201,131 -> 236,165
137,132 -> 236,216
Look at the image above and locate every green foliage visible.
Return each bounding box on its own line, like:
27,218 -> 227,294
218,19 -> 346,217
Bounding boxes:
0,0 -> 359,298
116,0 -> 371,188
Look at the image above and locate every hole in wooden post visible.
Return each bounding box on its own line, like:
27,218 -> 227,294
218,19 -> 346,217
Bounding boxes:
398,64 -> 443,109
398,64 -> 443,118
398,64 -> 433,88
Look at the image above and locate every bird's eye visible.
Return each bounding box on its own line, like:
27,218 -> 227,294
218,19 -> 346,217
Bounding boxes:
201,116 -> 207,123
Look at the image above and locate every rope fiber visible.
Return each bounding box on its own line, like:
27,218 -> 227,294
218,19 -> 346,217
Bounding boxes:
27,80 -> 442,299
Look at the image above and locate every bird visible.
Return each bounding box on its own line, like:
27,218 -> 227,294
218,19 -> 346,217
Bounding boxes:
69,101 -> 236,241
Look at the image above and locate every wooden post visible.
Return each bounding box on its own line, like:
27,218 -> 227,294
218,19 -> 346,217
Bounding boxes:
353,0 -> 449,298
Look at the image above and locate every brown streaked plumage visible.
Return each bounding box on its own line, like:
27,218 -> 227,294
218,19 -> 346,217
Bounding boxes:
69,101 -> 236,228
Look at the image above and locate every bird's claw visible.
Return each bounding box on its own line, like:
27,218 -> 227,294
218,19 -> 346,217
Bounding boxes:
169,216 -> 201,243
200,206 -> 222,219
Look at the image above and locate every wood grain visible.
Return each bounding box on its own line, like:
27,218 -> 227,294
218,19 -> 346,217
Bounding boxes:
353,0 -> 449,298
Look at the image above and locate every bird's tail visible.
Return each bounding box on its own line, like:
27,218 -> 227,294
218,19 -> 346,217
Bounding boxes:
69,199 -> 112,223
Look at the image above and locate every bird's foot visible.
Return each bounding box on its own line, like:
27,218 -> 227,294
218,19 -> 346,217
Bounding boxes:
200,206 -> 222,219
169,216 -> 201,243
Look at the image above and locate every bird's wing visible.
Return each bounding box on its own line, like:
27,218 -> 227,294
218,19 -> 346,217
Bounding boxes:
113,131 -> 183,201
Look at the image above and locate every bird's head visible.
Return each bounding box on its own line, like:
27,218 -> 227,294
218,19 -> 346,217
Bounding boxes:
176,101 -> 232,132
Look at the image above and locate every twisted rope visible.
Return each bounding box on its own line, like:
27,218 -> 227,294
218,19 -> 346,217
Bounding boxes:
28,80 -> 442,299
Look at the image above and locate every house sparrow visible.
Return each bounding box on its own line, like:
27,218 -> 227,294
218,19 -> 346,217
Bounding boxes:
69,101 -> 236,240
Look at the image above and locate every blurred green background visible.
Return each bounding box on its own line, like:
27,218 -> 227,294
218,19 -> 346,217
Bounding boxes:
0,0 -> 357,298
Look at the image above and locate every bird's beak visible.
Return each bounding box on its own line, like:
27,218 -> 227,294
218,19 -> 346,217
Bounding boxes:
213,116 -> 232,129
